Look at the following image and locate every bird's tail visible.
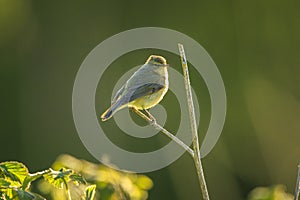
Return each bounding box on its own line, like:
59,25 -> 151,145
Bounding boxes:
101,108 -> 113,121
101,101 -> 123,121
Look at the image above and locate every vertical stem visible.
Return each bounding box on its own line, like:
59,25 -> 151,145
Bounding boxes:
178,43 -> 210,200
63,179 -> 72,200
294,164 -> 300,200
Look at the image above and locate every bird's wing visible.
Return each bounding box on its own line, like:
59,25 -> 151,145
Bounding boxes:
111,85 -> 125,104
110,65 -> 148,104
128,83 -> 164,102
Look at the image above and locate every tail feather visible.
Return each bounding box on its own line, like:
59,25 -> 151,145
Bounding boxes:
101,101 -> 124,121
101,108 -> 113,121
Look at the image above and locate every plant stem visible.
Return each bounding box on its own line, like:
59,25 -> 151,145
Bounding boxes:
63,179 -> 72,200
131,108 -> 194,156
178,43 -> 210,200
294,164 -> 300,200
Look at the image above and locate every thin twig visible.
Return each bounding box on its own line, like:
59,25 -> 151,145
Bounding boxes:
178,43 -> 210,200
294,164 -> 300,200
131,108 -> 194,156
62,179 -> 72,200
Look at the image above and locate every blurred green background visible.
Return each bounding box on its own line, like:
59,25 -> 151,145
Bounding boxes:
1,0 -> 300,199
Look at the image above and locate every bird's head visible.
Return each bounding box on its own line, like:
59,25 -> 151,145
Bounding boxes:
146,55 -> 168,66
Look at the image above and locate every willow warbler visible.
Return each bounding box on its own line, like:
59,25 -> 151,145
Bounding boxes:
101,55 -> 169,121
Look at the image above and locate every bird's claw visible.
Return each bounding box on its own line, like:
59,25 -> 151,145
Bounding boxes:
149,118 -> 156,125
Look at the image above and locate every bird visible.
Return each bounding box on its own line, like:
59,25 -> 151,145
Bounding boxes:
101,55 -> 169,122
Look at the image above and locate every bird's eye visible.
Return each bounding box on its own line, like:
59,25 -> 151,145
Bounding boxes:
154,58 -> 164,64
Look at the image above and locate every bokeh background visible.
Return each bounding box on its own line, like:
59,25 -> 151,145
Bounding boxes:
1,0 -> 300,199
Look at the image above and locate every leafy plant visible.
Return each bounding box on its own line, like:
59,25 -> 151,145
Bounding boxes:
0,155 -> 152,200
0,161 -> 93,200
38,154 -> 152,200
248,185 -> 294,200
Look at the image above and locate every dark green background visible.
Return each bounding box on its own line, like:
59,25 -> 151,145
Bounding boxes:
1,0 -> 300,199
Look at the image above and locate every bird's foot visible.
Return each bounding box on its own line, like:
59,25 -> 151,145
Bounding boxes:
149,118 -> 156,125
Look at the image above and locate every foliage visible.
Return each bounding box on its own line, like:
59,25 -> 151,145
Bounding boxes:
37,154 -> 153,200
0,154 -> 153,200
0,161 -> 91,200
85,185 -> 97,200
248,185 -> 294,200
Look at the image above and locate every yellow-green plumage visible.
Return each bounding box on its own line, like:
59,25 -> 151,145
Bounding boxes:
101,55 -> 169,121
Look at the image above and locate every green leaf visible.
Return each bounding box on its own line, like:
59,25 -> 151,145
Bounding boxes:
16,189 -> 35,200
84,185 -> 96,200
28,192 -> 47,200
43,168 -> 86,190
22,170 -> 50,190
0,178 -> 11,188
34,193 -> 47,200
1,188 -> 14,199
0,188 -> 45,200
43,168 -> 69,189
0,162 -> 29,184
70,173 -> 86,185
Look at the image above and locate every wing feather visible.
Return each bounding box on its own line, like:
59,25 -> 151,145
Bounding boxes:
111,85 -> 125,104
128,83 -> 164,102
